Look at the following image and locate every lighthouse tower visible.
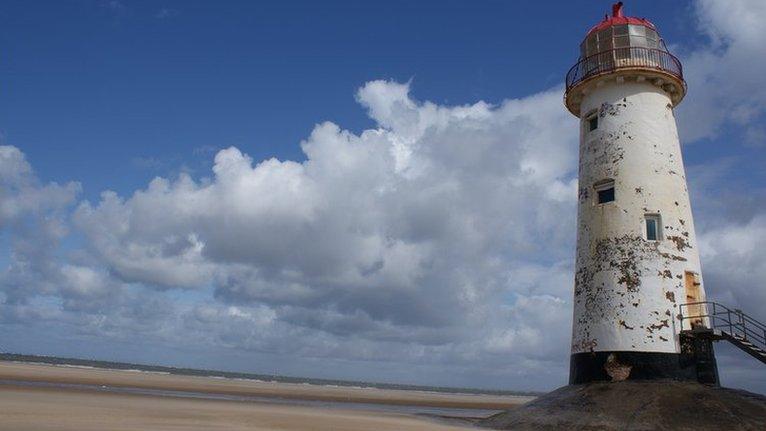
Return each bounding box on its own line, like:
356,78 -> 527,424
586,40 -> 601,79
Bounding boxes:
565,3 -> 718,384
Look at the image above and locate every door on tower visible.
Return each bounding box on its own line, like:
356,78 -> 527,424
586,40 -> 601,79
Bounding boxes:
684,271 -> 705,329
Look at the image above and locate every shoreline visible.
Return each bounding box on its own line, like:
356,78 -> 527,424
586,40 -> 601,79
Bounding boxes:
0,361 -> 531,410
0,361 -> 531,431
0,353 -> 535,397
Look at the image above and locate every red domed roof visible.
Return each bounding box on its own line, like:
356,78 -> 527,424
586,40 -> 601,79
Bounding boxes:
586,2 -> 656,37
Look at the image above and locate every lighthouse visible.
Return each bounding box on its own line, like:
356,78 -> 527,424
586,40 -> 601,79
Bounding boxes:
565,2 -> 718,384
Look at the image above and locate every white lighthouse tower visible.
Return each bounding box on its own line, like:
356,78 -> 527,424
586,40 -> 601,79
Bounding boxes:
565,2 -> 718,384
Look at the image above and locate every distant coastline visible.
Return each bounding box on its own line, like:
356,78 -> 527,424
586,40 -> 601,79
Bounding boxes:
0,352 -> 539,397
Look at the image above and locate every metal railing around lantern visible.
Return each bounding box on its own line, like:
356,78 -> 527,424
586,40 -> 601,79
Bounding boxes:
566,47 -> 684,93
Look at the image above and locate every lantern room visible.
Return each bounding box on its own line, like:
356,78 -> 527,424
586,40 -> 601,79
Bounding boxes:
580,3 -> 662,58
564,2 -> 686,116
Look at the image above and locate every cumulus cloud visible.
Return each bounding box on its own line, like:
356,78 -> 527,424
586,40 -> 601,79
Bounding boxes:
68,81 -> 578,366
699,216 -> 766,314
0,75 -> 579,389
0,147 -> 79,228
0,80 -> 579,393
0,146 -> 80,305
0,146 -> 167,343
678,0 -> 766,143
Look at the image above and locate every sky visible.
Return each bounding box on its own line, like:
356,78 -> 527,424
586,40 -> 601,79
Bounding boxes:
0,0 -> 765,393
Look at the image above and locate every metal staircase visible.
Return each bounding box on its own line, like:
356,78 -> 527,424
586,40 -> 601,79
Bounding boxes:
680,301 -> 766,365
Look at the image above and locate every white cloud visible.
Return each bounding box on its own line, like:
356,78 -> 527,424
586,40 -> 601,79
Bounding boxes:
678,0 -> 766,142
4,80 -> 574,388
0,146 -> 81,308
699,216 -> 766,314
0,146 -> 80,227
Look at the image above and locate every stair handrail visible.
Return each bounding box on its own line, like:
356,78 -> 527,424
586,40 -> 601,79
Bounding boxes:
679,301 -> 766,353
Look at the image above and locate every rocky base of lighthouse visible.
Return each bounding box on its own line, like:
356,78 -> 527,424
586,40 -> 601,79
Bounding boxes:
479,381 -> 766,430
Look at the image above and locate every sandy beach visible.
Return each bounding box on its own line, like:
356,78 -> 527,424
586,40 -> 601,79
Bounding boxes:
0,361 -> 531,430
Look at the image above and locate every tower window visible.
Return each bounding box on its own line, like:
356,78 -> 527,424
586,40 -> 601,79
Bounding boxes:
584,111 -> 598,132
594,180 -> 615,204
645,214 -> 662,241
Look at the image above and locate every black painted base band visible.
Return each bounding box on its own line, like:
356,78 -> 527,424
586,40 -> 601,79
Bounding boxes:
570,338 -> 719,385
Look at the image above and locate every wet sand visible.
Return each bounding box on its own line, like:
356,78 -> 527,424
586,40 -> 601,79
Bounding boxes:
0,361 -> 531,430
0,385 -> 479,431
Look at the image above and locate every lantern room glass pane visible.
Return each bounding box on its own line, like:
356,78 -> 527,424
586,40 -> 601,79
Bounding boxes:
646,30 -> 659,48
631,35 -> 648,48
578,25 -> 668,59
629,25 -> 645,36
597,28 -> 612,42
614,25 -> 628,35
614,35 -> 630,48
586,35 -> 597,56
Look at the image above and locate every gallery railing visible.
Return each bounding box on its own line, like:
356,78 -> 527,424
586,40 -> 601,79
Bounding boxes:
566,47 -> 684,92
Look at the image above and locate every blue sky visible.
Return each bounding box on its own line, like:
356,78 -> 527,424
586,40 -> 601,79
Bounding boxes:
1,0 -> 766,392
1,0 -> 702,198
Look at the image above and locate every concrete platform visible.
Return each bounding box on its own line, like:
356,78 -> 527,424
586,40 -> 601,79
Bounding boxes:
479,380 -> 766,430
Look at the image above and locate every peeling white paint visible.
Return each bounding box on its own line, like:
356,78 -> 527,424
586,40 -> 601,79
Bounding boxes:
571,79 -> 707,355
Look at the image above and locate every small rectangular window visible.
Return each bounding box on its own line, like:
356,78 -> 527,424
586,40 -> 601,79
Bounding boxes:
597,187 -> 615,204
645,215 -> 661,241
584,111 -> 598,132
595,180 -> 615,204
589,116 -> 598,131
